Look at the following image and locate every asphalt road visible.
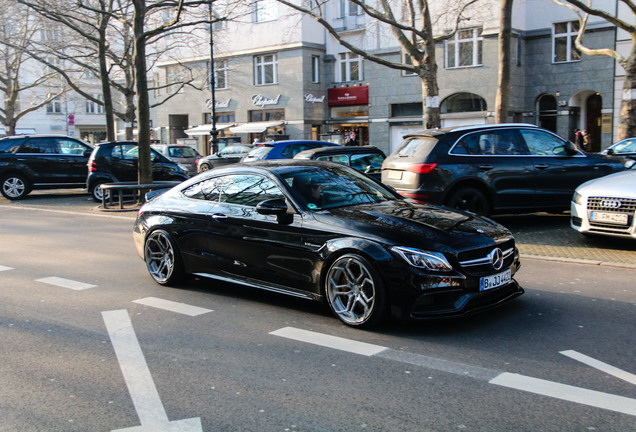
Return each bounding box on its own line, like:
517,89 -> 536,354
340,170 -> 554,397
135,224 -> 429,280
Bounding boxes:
1,189 -> 635,431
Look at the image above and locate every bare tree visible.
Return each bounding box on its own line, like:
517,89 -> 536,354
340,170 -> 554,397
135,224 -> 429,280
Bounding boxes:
495,0 -> 513,123
0,2 -> 68,135
554,0 -> 636,140
276,0 -> 478,128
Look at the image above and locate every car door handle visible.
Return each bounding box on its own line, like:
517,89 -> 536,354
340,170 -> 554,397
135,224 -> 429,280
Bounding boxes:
478,164 -> 494,170
211,213 -> 227,220
536,164 -> 549,170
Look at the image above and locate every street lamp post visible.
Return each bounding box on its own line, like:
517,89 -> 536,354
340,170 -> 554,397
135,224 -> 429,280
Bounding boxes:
208,0 -> 219,155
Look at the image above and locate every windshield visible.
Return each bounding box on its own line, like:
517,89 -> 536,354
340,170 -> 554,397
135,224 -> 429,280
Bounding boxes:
245,146 -> 272,160
279,165 -> 398,211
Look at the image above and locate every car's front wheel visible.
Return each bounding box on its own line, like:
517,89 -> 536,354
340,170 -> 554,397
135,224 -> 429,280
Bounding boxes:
1,174 -> 31,200
325,254 -> 386,327
198,163 -> 210,172
144,229 -> 184,285
445,186 -> 490,216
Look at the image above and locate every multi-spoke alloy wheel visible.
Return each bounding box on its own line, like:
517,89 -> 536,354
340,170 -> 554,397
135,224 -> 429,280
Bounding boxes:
144,230 -> 183,285
1,175 -> 29,200
325,254 -> 385,327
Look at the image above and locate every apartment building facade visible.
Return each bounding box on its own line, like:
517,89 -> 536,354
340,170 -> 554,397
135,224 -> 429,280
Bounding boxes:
147,0 -> 621,157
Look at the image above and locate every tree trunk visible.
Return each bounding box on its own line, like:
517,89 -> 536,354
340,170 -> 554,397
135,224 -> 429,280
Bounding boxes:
98,24 -> 116,141
132,0 -> 152,186
617,47 -> 636,141
495,0 -> 513,123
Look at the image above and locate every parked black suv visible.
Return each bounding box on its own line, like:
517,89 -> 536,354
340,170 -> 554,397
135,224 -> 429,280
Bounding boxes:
381,124 -> 629,216
87,141 -> 189,201
0,135 -> 93,200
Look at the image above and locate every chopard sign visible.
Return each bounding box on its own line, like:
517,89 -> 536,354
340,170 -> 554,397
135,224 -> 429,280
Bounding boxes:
304,93 -> 325,104
252,94 -> 281,107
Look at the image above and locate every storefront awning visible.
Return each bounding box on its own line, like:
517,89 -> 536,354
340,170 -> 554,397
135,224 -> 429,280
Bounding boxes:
229,121 -> 284,134
184,123 -> 235,136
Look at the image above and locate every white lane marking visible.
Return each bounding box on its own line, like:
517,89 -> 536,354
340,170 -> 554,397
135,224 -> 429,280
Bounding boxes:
490,373 -> 636,417
270,327 -> 388,356
0,265 -> 14,271
36,276 -> 96,291
272,327 -> 636,417
132,297 -> 212,317
103,310 -> 203,432
0,204 -> 132,220
561,349 -> 636,386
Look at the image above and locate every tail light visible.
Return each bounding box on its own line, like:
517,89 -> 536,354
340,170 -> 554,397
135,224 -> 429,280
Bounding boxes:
89,161 -> 97,172
407,163 -> 437,174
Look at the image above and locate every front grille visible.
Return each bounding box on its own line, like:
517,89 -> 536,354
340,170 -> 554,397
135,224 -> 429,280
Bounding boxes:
457,239 -> 516,276
586,196 -> 636,230
587,196 -> 636,213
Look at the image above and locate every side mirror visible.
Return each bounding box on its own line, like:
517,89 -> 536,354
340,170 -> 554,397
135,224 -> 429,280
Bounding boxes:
606,148 -> 615,155
256,198 -> 288,215
84,149 -> 93,157
563,141 -> 578,155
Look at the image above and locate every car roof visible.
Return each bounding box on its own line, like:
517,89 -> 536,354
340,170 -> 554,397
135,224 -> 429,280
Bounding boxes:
295,145 -> 385,157
257,140 -> 336,147
403,123 -> 540,138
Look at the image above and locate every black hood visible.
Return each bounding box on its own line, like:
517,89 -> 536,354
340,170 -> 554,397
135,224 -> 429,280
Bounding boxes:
318,199 -> 512,249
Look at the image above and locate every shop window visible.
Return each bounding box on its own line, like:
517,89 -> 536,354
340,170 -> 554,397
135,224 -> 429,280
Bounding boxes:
249,109 -> 284,122
391,103 -> 422,118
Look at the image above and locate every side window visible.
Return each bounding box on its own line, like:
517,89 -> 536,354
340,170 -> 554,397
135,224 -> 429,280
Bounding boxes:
58,139 -> 88,155
317,155 -> 348,165
451,135 -> 481,155
18,139 -> 57,154
121,144 -> 139,160
520,130 -> 569,156
351,153 -> 384,172
453,130 -> 528,155
182,174 -> 283,207
281,144 -> 304,158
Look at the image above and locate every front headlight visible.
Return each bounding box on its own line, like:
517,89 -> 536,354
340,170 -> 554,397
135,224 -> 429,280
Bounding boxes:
572,191 -> 583,205
392,246 -> 453,272
177,163 -> 189,173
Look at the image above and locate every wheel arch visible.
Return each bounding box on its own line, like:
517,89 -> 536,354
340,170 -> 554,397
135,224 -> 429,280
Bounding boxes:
442,179 -> 494,209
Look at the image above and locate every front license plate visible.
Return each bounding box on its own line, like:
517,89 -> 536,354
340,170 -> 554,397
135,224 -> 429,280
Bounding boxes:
480,269 -> 512,292
590,211 -> 629,225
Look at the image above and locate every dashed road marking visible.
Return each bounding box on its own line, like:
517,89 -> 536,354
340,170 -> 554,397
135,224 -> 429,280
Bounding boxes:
0,265 -> 14,272
36,276 -> 96,291
132,297 -> 213,317
271,326 -> 636,417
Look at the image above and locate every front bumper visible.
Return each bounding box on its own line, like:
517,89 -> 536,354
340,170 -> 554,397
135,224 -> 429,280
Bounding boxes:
571,199 -> 636,239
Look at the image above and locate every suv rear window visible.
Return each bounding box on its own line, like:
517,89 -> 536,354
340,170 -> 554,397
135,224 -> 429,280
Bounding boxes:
394,137 -> 438,158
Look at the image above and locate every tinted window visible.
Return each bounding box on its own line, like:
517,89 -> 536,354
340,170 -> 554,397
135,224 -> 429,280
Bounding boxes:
520,129 -> 571,156
18,138 -> 59,154
612,139 -> 636,154
452,130 -> 528,155
0,139 -> 21,152
168,146 -> 199,158
183,174 -> 283,207
316,154 -> 349,164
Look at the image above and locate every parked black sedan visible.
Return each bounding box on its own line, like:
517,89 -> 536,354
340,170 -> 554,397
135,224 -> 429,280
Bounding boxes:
133,160 -> 524,327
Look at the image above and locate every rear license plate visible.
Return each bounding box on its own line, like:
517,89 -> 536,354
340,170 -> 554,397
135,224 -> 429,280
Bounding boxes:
387,170 -> 403,180
590,211 -> 629,225
480,269 -> 511,292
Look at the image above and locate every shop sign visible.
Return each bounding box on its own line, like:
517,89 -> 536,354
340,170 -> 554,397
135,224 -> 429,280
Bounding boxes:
304,93 -> 325,104
327,85 -> 369,106
252,94 -> 281,107
205,98 -> 231,109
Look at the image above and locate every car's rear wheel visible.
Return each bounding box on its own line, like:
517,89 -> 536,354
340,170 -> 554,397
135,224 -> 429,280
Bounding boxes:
1,174 -> 31,200
325,254 -> 386,327
144,229 -> 184,285
445,186 -> 490,216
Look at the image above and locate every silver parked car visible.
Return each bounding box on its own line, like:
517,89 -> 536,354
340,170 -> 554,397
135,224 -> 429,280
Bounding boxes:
571,162 -> 636,239
151,144 -> 201,177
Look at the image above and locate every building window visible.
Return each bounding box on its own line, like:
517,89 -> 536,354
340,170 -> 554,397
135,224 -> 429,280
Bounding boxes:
86,95 -> 104,114
390,103 -> 422,118
46,99 -> 63,114
311,56 -> 320,83
254,54 -> 277,85
445,28 -> 482,69
441,93 -> 487,113
249,109 -> 284,122
339,0 -> 362,17
402,52 -> 417,76
338,52 -> 362,82
166,65 -> 186,93
214,59 -> 228,89
553,21 -> 581,63
252,0 -> 277,23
